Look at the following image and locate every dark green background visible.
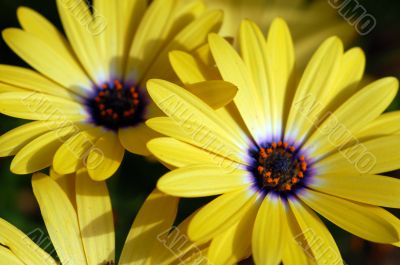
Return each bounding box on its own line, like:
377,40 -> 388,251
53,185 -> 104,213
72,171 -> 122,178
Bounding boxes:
0,0 -> 400,264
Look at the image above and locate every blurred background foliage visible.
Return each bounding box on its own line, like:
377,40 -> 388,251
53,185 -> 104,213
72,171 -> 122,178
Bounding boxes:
0,0 -> 400,264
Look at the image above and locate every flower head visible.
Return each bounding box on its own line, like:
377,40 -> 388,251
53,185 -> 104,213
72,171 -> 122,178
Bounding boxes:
0,0 -> 223,180
147,18 -> 400,264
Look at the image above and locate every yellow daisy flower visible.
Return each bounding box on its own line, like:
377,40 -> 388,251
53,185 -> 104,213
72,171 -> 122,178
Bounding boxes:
0,170 -> 209,264
0,0 -> 223,180
146,18 -> 400,264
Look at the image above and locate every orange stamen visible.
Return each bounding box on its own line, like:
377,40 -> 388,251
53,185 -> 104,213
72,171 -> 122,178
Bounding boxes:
260,148 -> 267,158
301,162 -> 307,171
114,80 -> 123,90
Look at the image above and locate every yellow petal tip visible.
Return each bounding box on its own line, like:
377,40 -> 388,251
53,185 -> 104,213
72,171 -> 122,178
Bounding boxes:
271,17 -> 288,26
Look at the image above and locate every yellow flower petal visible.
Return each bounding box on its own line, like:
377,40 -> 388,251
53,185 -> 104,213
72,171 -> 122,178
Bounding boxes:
0,91 -> 88,121
0,121 -> 67,157
50,169 -> 76,209
11,125 -> 80,174
209,32 -> 266,142
17,6 -> 89,81
147,214 -> 190,265
239,19 -> 272,137
166,0 -> 205,39
56,0 -> 105,83
75,169 -> 115,265
157,165 -> 251,197
315,135 -> 400,175
305,77 -> 398,159
299,188 -> 400,243
309,174 -> 400,208
2,28 -> 92,95
118,123 -> 159,156
125,0 -> 176,81
393,242 -> 400,247
216,104 -> 252,145
146,79 -> 247,158
147,137 -> 242,168
0,82 -> 26,93
0,246 -> 25,265
87,132 -> 125,181
356,111 -> 400,140
146,116 -> 250,165
265,18 -> 295,138
146,116 -> 198,144
0,218 -> 57,265
116,0 -> 147,50
93,0 -> 146,79
0,65 -> 78,100
285,37 -> 342,143
32,173 -> 87,265
184,80 -> 238,109
53,129 -> 100,174
188,188 -> 258,242
144,10 -> 223,81
281,214 -> 311,265
169,50 -> 209,84
146,208 -> 210,265
288,198 -> 343,265
119,189 -> 179,265
240,18 -> 295,140
326,47 -> 365,110
252,194 -> 286,265
193,42 -> 216,68
208,207 -> 255,265
175,245 -> 210,265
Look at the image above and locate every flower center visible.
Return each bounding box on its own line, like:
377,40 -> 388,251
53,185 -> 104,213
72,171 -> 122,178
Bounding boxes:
251,141 -> 308,193
87,80 -> 147,131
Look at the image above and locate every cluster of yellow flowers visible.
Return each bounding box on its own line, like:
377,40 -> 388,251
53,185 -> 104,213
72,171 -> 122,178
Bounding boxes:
0,0 -> 399,264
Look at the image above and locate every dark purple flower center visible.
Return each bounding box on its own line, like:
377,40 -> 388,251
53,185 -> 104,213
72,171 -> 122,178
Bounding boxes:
86,80 -> 147,131
249,141 -> 310,194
